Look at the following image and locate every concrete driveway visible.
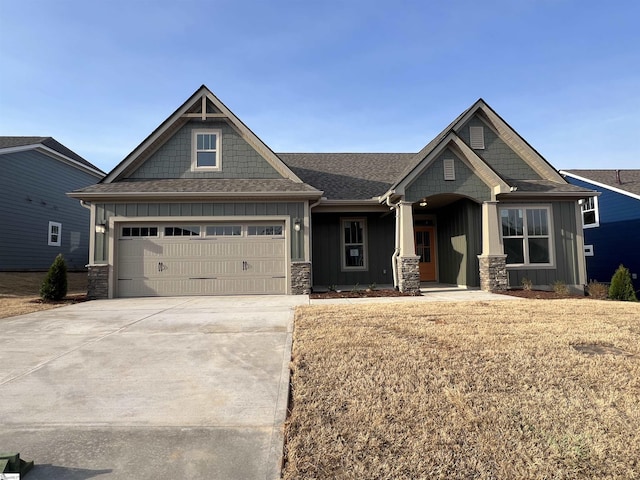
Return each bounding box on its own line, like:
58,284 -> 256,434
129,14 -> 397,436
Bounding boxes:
0,296 -> 307,480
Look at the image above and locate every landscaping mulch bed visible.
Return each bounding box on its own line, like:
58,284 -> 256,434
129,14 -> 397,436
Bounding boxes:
498,289 -> 589,300
310,289 -> 420,299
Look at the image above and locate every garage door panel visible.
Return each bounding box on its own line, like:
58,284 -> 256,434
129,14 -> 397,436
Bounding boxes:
117,224 -> 287,297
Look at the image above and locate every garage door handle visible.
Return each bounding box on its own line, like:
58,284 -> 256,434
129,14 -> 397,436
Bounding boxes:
158,262 -> 168,272
242,261 -> 248,271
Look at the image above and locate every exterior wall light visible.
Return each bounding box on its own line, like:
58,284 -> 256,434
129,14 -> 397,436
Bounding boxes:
294,219 -> 301,232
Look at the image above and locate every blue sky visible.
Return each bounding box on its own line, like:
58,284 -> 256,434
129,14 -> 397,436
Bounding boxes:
1,0 -> 639,173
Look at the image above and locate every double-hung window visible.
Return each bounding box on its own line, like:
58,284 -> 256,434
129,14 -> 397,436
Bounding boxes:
341,218 -> 367,270
500,206 -> 553,266
192,129 -> 221,170
580,196 -> 599,228
48,221 -> 62,246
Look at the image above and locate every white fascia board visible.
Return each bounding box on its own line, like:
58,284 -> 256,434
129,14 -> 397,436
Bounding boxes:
0,144 -> 104,178
67,190 -> 323,201
560,171 -> 640,201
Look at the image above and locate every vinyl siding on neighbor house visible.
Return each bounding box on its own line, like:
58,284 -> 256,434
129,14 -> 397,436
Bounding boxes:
564,175 -> 640,289
0,150 -> 98,270
129,121 -> 282,179
506,201 -> 583,288
92,201 -> 306,264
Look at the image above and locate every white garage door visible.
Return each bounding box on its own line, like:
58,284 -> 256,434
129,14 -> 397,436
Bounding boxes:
116,223 -> 287,297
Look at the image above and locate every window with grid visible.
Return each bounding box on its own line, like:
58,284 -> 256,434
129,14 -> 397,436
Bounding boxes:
192,129 -> 221,170
341,218 -> 367,270
48,221 -> 62,246
500,207 -> 552,266
581,196 -> 599,228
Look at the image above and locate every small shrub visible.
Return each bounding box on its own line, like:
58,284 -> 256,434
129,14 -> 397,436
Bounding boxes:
586,280 -> 608,299
40,253 -> 68,301
552,280 -> 569,296
609,264 -> 638,301
328,284 -> 337,292
521,277 -> 533,291
368,283 -> 377,291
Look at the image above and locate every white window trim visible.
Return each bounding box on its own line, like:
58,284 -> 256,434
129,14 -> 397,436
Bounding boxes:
191,128 -> 222,171
48,221 -> 62,246
341,217 -> 368,271
580,196 -> 600,229
500,205 -> 555,268
584,244 -> 594,257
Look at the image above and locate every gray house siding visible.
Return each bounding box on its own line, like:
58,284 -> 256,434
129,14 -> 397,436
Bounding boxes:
129,121 -> 282,179
0,150 -> 98,270
311,212 -> 395,287
405,149 -> 491,203
93,201 -> 306,263
458,116 -> 541,181
435,199 -> 481,287
506,201 -> 582,288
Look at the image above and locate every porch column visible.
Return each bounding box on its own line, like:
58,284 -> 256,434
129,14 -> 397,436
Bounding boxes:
397,201 -> 420,294
477,201 -> 508,291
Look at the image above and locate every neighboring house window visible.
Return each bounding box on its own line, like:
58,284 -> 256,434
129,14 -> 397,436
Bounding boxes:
48,221 -> 62,246
192,129 -> 222,170
500,206 -> 553,266
580,196 -> 599,228
584,245 -> 594,257
341,218 -> 367,270
470,126 -> 485,149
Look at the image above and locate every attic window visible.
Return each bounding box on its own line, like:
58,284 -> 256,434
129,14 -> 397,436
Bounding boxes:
443,158 -> 455,180
470,126 -> 485,149
192,129 -> 222,171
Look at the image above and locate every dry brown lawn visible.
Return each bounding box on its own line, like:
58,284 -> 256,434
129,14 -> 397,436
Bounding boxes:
284,300 -> 640,479
0,272 -> 88,319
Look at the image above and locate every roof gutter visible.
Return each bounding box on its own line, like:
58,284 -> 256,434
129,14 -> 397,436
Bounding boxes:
67,190 -> 324,201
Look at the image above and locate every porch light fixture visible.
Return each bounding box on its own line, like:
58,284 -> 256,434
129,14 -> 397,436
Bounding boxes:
294,219 -> 301,232
419,200 -> 428,207
95,224 -> 107,234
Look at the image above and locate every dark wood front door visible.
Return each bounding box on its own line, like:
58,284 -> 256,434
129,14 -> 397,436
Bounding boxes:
415,226 -> 436,282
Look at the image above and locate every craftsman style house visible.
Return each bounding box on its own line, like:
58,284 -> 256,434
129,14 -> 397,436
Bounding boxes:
70,85 -> 592,298
1,137 -> 104,271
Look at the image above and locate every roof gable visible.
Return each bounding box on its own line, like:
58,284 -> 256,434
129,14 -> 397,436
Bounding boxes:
385,99 -> 564,201
102,85 -> 303,184
561,170 -> 640,200
0,136 -> 104,177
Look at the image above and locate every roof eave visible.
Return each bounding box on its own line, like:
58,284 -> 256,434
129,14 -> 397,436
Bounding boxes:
67,190 -> 323,201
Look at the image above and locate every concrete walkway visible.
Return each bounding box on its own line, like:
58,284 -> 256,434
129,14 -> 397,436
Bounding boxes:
0,289 -> 518,479
0,296 -> 306,480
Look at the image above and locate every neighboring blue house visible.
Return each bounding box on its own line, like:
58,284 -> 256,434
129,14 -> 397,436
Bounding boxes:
560,169 -> 640,291
0,137 -> 105,271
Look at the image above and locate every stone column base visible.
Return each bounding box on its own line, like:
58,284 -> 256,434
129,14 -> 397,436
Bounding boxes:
477,255 -> 508,291
291,262 -> 311,295
398,255 -> 420,294
87,265 -> 109,299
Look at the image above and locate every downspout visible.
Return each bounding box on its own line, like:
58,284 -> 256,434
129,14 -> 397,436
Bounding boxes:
385,194 -> 400,290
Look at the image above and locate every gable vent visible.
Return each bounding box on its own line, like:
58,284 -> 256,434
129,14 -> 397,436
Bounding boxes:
443,158 -> 455,181
470,126 -> 485,149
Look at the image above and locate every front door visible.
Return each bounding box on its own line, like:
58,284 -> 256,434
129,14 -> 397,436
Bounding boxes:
415,226 -> 436,282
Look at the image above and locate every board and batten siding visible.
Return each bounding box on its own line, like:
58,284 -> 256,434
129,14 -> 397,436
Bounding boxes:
436,199 -> 482,287
506,201 -> 583,287
93,201 -> 306,263
311,212 -> 395,287
0,150 -> 99,270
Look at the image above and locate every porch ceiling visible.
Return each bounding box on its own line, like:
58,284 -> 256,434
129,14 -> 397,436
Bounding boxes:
411,193 -> 476,210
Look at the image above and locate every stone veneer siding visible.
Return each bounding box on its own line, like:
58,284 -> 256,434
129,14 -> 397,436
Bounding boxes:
398,256 -> 420,293
87,265 -> 109,299
478,255 -> 508,291
290,262 -> 311,294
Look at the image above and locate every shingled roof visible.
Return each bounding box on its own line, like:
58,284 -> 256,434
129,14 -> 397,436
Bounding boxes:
279,153 -> 416,200
0,136 -> 104,174
562,170 -> 640,197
